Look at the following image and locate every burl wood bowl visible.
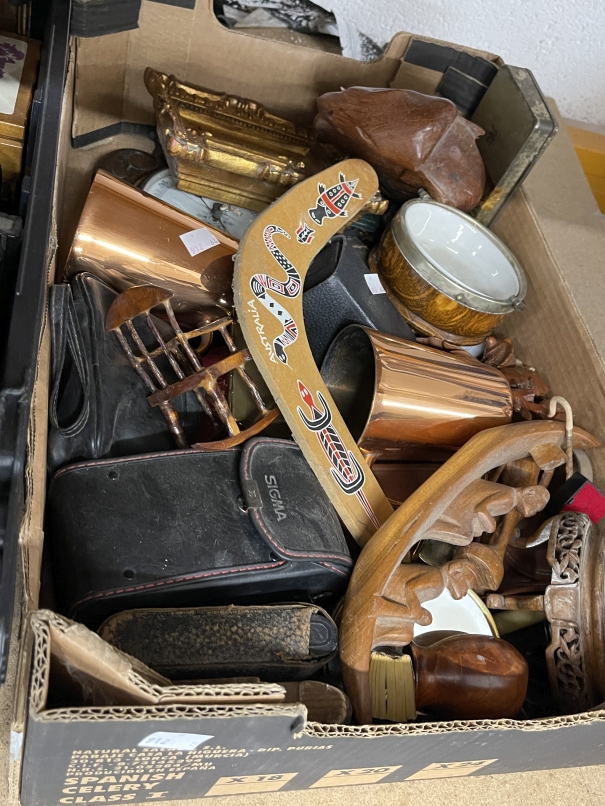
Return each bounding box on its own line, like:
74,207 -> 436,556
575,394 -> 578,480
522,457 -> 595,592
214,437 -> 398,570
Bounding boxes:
376,195 -> 527,342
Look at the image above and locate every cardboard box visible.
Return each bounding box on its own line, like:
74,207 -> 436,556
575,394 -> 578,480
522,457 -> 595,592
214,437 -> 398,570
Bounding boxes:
10,2 -> 605,804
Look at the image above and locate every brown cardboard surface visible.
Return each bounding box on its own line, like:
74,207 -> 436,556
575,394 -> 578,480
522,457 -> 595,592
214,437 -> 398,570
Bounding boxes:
71,0 -> 503,137
73,34 -> 130,137
19,317 -> 48,609
30,612 -> 293,709
72,0 -> 407,136
493,105 -> 605,481
13,13 -> 605,802
519,103 -> 605,356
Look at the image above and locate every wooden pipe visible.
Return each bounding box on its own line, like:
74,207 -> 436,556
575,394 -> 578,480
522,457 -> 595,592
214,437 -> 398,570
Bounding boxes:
411,633 -> 528,720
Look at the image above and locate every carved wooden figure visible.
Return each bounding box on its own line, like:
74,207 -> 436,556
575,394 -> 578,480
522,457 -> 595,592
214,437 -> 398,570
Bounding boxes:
314,87 -> 486,211
482,336 -> 557,420
419,334 -> 559,420
339,420 -> 599,723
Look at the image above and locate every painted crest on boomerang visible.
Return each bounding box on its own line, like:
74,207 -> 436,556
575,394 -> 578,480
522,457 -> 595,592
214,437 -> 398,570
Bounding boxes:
249,173 -> 361,366
250,224 -> 301,365
297,382 -> 380,529
235,159 -> 393,545
308,173 -> 361,226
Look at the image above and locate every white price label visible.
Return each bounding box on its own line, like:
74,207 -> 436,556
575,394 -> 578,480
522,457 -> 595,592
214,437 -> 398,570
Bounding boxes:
179,227 -> 220,256
364,273 -> 386,295
138,732 -> 214,751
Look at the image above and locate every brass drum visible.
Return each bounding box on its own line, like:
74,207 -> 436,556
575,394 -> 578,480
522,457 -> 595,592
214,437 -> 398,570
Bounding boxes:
376,196 -> 527,341
321,325 -> 512,458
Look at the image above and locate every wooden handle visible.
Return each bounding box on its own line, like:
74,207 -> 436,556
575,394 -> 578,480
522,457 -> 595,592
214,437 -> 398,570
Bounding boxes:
411,633 -> 528,720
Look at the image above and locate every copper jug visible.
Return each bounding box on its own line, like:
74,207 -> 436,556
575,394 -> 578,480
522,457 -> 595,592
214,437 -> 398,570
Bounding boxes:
64,170 -> 238,317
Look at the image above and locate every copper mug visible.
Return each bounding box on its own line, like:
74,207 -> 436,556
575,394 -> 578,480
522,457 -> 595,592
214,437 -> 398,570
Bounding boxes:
320,325 -> 512,460
64,170 -> 238,318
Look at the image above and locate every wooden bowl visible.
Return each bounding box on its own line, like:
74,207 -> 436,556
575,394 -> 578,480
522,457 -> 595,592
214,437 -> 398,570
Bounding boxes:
376,196 -> 527,341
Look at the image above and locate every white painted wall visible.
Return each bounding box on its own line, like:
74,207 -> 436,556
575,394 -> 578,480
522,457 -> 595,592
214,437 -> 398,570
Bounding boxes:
332,0 -> 605,127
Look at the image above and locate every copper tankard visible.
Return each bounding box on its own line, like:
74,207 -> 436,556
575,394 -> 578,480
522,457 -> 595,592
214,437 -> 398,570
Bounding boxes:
321,325 -> 512,461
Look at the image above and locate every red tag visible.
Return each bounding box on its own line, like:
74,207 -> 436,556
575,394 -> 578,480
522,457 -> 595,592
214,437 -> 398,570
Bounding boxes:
562,481 -> 605,523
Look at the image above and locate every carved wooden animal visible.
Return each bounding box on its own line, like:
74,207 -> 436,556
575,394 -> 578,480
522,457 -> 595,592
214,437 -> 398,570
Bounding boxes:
503,365 -> 552,419
339,420 -> 599,723
419,334 -> 556,420
482,336 -> 556,420
482,336 -> 517,368
313,87 -> 486,211
369,476 -> 548,632
424,478 -> 548,544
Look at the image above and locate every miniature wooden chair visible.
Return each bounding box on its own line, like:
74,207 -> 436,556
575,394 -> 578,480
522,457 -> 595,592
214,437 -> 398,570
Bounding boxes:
105,284 -> 278,450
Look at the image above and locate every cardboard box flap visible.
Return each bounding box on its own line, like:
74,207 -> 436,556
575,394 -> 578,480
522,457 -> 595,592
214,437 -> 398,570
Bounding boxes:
29,611 -> 286,712
73,0 -> 401,141
72,0 -> 504,143
392,36 -> 502,114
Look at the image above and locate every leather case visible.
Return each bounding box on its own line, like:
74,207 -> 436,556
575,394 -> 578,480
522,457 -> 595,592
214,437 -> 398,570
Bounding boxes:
303,233 -> 415,364
48,437 -> 352,627
48,272 -> 205,473
98,603 -> 338,681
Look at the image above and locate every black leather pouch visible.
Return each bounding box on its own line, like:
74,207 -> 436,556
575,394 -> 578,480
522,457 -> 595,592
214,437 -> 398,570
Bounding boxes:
303,233 -> 414,364
48,272 -> 204,472
98,603 -> 338,681
48,437 -> 352,627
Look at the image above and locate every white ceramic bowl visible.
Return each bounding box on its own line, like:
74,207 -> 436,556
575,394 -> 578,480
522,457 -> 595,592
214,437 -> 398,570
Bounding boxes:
413,588 -> 498,638
405,202 -> 520,301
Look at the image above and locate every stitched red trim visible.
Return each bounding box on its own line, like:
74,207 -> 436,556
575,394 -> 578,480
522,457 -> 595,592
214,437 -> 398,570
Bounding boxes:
54,453 -> 350,565
318,562 -> 349,577
74,561 -> 289,605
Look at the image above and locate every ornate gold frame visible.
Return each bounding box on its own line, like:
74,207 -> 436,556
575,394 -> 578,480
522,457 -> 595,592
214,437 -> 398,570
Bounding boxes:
145,68 -> 313,212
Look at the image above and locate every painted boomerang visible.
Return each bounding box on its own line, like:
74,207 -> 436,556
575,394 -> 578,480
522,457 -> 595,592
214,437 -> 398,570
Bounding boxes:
234,160 -> 393,545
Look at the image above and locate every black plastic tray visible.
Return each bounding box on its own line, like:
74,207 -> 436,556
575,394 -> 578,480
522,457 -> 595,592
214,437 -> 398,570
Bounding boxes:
0,0 -> 70,683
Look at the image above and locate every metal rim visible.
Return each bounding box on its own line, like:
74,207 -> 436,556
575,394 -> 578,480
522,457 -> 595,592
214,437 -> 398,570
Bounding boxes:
467,590 -> 500,637
391,197 -> 527,315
